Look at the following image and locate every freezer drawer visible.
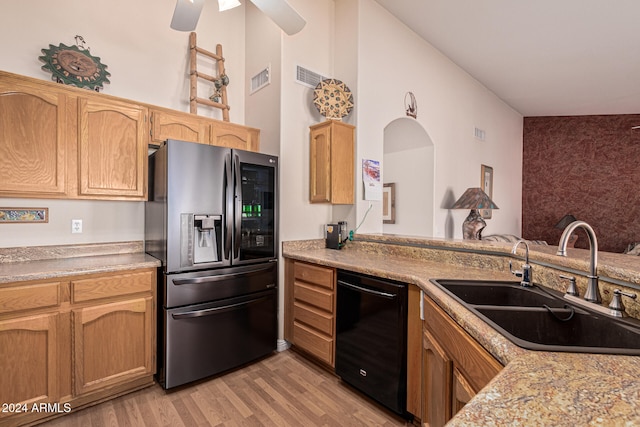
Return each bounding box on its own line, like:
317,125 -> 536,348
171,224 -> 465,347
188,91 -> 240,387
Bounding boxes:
163,262 -> 277,308
160,288 -> 277,389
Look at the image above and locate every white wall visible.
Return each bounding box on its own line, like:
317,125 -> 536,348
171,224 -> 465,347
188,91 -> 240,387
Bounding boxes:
279,0 -> 336,243
0,0 -> 245,119
245,1 -> 281,157
1,0 -> 524,249
354,0 -> 523,239
0,0 -> 247,248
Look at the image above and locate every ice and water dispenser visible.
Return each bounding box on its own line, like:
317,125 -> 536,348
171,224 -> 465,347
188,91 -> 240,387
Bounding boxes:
180,214 -> 223,267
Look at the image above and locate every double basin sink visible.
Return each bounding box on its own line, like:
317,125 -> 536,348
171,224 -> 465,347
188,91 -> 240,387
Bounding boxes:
430,279 -> 640,355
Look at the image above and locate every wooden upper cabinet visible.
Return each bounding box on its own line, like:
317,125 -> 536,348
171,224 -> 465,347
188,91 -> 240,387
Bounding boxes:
150,109 -> 208,145
209,120 -> 260,151
77,97 -> 148,199
0,78 -> 70,197
0,71 -> 262,200
309,120 -> 355,204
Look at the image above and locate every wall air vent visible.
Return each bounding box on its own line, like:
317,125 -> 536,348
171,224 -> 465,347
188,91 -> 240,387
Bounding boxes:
296,65 -> 327,89
250,66 -> 270,94
474,127 -> 486,141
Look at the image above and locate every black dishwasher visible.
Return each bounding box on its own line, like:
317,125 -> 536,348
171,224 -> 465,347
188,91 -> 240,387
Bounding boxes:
335,270 -> 409,417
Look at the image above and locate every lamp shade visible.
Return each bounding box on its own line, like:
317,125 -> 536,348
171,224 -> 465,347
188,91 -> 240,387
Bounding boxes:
555,214 -> 577,229
451,187 -> 499,210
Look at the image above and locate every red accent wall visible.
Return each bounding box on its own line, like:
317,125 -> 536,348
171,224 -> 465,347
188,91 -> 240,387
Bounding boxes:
522,114 -> 640,253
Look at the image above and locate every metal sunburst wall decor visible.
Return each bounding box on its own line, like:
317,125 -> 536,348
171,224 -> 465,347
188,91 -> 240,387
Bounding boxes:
313,78 -> 354,120
39,35 -> 111,92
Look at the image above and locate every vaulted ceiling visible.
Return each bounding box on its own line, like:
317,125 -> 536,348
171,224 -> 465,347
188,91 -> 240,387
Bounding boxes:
374,0 -> 640,117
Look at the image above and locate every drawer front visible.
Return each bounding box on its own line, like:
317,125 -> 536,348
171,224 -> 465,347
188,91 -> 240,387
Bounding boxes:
293,321 -> 333,366
0,282 -> 61,315
294,281 -> 333,312
72,269 -> 154,303
294,301 -> 333,336
293,262 -> 334,289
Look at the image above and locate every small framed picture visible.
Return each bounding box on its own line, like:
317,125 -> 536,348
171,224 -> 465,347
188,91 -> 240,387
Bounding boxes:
382,183 -> 396,224
480,165 -> 493,219
0,208 -> 49,223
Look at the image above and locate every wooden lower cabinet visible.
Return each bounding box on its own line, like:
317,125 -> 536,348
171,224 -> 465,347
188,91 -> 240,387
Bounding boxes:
423,329 -> 452,426
0,268 -> 156,426
284,259 -> 336,367
73,297 -> 154,395
422,294 -> 503,427
0,313 -> 60,408
406,285 -> 423,419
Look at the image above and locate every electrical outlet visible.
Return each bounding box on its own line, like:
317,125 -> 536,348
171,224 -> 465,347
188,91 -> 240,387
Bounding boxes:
71,219 -> 83,234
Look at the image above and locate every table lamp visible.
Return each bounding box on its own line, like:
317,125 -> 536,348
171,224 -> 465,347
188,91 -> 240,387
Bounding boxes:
451,187 -> 499,240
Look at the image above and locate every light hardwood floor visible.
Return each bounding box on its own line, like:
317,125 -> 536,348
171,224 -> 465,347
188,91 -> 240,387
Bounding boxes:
42,350 -> 411,426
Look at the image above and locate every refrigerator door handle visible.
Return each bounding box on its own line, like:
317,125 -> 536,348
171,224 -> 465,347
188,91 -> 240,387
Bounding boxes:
233,153 -> 242,261
224,153 -> 233,261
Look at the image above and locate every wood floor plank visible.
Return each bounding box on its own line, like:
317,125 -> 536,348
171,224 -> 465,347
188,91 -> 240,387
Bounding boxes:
37,350 -> 409,427
213,380 -> 253,419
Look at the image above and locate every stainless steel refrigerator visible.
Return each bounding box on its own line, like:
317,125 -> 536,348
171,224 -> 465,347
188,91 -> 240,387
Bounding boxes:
145,139 -> 278,389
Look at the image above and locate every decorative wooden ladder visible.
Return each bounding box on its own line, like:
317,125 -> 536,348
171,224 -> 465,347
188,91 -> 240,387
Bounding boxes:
189,32 -> 230,121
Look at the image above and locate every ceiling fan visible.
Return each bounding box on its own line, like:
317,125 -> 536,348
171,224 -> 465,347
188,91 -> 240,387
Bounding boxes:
170,0 -> 306,35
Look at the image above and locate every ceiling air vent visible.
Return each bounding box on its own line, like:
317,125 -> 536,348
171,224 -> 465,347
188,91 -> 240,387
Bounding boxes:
296,65 -> 327,89
250,66 -> 270,94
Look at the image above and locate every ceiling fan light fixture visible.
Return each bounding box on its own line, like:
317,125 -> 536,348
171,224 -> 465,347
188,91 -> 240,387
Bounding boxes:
170,0 -> 206,31
250,0 -> 306,35
218,0 -> 241,12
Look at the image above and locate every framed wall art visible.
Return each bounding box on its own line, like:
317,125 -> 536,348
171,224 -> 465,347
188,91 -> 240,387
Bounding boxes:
382,183 -> 396,224
480,165 -> 493,219
0,208 -> 49,223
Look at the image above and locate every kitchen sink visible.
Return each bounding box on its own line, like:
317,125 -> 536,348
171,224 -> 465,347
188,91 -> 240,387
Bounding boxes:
475,306 -> 640,355
432,279 -> 566,308
430,279 -> 640,355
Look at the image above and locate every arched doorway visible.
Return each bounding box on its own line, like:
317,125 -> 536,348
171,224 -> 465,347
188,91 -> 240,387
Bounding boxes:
382,118 -> 435,236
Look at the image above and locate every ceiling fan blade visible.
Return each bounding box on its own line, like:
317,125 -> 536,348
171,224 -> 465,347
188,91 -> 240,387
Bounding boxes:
250,0 -> 306,35
170,0 -> 206,31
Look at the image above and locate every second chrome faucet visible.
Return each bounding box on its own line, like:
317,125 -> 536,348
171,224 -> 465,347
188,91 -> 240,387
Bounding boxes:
510,239 -> 532,287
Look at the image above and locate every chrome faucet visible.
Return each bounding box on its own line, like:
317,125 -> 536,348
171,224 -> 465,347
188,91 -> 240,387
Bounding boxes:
556,220 -> 600,303
510,239 -> 532,287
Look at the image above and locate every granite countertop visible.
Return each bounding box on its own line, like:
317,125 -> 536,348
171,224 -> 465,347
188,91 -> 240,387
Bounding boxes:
0,241 -> 161,284
283,236 -> 640,425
